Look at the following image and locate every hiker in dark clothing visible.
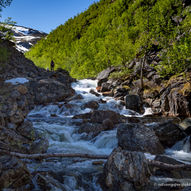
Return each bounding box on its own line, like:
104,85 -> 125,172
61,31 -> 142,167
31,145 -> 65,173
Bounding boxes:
50,60 -> 55,71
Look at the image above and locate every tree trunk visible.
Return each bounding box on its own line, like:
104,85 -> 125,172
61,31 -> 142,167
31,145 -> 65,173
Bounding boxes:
140,54 -> 146,94
1,149 -> 191,171
0,149 -> 108,160
148,159 -> 191,170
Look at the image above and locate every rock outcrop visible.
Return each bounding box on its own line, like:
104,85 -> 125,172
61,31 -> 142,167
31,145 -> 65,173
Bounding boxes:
96,56 -> 191,117
0,40 -> 75,189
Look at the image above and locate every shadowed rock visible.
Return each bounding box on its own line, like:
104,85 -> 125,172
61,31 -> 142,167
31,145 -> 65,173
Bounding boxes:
117,123 -> 164,154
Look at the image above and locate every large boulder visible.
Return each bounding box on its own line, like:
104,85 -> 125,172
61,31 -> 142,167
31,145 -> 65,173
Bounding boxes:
97,67 -> 116,86
103,147 -> 151,190
117,123 -> 164,154
151,120 -> 186,148
28,79 -> 75,105
125,94 -> 142,113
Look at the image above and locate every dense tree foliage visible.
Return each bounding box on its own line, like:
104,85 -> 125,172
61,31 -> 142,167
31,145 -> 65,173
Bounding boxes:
26,0 -> 191,79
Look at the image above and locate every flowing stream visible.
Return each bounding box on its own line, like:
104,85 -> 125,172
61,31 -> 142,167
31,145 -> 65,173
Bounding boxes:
26,79 -> 191,190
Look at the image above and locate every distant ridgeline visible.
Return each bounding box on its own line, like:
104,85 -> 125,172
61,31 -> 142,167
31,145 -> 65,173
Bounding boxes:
25,0 -> 191,79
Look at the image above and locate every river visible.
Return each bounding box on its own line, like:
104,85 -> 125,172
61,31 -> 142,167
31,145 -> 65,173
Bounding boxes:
26,79 -> 191,190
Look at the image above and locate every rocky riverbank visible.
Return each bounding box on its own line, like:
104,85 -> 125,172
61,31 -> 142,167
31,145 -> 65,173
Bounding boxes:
0,40 -> 75,189
96,52 -> 191,118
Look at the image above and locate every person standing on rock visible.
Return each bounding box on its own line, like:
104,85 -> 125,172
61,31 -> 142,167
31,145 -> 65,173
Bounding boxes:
50,60 -> 55,71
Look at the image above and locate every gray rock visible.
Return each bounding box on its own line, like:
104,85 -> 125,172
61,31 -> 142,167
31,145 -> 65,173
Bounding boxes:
179,118 -> 191,135
125,94 -> 142,113
151,120 -> 186,147
103,147 -> 151,190
82,101 -> 99,110
117,123 -> 164,154
97,67 -> 116,86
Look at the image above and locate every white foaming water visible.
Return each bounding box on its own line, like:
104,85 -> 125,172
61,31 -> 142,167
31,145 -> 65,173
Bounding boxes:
28,79 -> 122,190
28,79 -> 156,159
142,107 -> 153,116
165,136 -> 191,163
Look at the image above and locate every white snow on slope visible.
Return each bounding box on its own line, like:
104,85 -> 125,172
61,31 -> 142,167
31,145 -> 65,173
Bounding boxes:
1,24 -> 47,53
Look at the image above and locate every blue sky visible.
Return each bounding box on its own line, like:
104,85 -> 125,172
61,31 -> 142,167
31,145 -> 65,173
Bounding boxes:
1,0 -> 98,33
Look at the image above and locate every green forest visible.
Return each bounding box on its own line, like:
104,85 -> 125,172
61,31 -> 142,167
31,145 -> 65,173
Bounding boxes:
25,0 -> 191,79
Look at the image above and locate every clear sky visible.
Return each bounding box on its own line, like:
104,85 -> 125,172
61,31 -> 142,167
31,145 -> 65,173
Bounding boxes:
1,0 -> 98,33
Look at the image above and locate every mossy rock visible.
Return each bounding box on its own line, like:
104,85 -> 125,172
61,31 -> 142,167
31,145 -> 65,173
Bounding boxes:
179,82 -> 191,96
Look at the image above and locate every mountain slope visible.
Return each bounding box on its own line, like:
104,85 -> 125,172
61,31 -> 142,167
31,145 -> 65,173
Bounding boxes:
26,0 -> 191,79
0,24 -> 47,52
11,25 -> 47,52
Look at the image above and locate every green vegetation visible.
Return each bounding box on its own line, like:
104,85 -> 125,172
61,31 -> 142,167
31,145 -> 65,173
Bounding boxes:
26,0 -> 191,79
0,0 -> 13,63
0,45 -> 8,62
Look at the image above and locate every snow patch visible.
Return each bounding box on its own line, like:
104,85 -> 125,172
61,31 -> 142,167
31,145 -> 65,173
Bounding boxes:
5,77 -> 29,85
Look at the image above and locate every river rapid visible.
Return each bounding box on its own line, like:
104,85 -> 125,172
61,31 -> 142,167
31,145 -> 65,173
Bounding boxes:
26,79 -> 191,190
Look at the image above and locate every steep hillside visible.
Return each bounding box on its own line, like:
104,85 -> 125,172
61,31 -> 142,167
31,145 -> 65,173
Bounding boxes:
26,0 -> 191,79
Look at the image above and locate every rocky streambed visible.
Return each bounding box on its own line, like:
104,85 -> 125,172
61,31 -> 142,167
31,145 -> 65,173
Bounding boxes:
1,77 -> 191,190
1,41 -> 191,190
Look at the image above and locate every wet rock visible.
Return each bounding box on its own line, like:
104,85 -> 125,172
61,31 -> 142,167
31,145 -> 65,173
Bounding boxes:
151,120 -> 186,148
125,94 -> 142,113
89,89 -> 100,97
153,155 -> 191,179
102,118 -> 114,130
103,147 -> 151,190
65,94 -> 84,102
82,101 -> 99,110
78,119 -> 115,139
73,110 -> 122,124
97,67 -> 116,86
117,123 -> 164,154
78,123 -> 105,138
100,82 -> 111,92
91,110 -> 122,124
179,118 -> 191,135
114,87 -> 129,98
0,156 -> 31,189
